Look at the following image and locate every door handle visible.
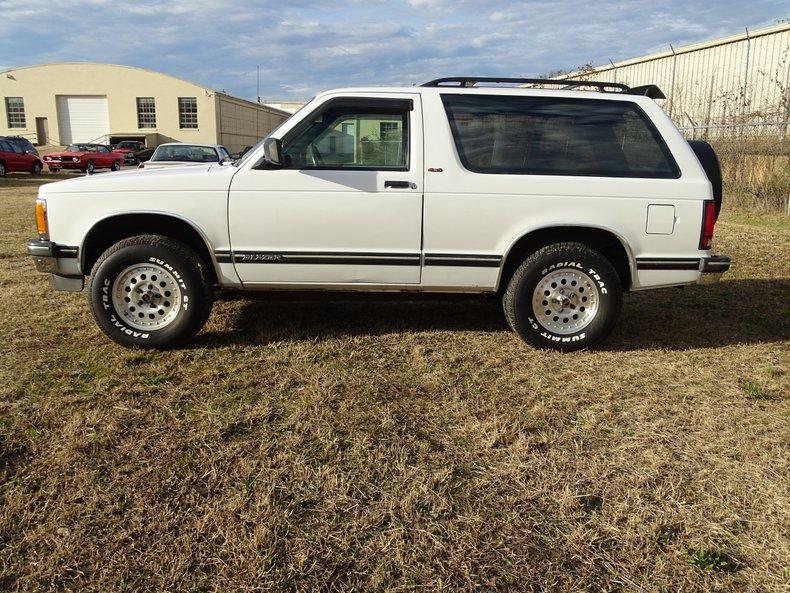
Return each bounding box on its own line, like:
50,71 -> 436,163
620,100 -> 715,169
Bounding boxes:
384,180 -> 416,189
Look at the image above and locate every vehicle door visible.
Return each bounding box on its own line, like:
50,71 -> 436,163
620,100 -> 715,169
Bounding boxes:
228,93 -> 424,285
96,145 -> 113,166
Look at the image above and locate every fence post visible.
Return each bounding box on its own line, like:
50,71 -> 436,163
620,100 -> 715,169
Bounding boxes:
740,27 -> 751,127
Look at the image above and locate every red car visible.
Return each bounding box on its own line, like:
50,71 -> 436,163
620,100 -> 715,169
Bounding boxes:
43,144 -> 124,174
0,137 -> 43,176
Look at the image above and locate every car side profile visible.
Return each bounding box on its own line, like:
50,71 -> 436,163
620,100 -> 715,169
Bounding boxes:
26,77 -> 730,351
138,143 -> 232,170
0,137 -> 43,175
43,144 -> 123,174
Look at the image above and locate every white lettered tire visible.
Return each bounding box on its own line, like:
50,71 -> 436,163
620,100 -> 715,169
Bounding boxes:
89,235 -> 213,348
503,242 -> 622,351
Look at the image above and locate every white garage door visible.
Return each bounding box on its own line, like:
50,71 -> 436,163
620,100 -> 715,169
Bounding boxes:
56,96 -> 110,144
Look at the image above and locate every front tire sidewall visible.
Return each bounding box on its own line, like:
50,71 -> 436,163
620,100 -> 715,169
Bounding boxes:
112,160 -> 121,171
507,247 -> 621,351
90,244 -> 206,348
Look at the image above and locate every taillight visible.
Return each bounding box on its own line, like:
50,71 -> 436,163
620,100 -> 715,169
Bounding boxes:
35,199 -> 48,238
699,200 -> 716,250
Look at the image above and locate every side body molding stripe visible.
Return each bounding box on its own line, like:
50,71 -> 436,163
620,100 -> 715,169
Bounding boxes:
217,250 -> 503,268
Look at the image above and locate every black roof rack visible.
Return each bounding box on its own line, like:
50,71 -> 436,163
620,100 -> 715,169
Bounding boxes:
420,77 -> 664,98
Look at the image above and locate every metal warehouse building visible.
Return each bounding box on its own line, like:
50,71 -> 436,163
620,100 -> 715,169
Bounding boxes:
564,22 -> 790,135
0,62 -> 290,153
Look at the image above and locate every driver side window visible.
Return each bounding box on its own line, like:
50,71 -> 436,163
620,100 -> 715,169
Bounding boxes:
281,100 -> 409,170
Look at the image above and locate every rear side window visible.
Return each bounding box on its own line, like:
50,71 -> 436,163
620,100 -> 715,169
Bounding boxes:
441,94 -> 679,178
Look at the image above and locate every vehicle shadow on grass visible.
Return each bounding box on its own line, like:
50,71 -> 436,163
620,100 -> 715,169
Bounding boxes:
0,173 -> 76,189
193,278 -> 789,351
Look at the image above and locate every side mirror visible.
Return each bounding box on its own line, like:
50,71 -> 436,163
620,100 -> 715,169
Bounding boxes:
262,137 -> 282,167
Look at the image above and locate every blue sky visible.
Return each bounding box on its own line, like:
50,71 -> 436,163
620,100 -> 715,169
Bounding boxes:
0,0 -> 786,100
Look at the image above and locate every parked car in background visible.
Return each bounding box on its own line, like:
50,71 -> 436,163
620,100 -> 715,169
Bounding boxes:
231,145 -> 253,160
138,143 -> 232,169
43,144 -> 124,174
113,140 -> 155,165
0,138 -> 43,176
4,136 -> 39,157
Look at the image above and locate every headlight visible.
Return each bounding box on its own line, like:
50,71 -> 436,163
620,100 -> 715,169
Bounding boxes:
72,157 -> 80,162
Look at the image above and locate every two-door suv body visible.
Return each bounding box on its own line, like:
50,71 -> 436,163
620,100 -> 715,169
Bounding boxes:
27,77 -> 730,350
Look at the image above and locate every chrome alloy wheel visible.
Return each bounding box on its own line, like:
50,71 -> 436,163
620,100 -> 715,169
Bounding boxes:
111,263 -> 182,331
531,268 -> 600,335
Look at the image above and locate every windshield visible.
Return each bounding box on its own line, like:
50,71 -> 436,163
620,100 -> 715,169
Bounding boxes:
66,144 -> 88,152
117,141 -> 141,149
151,145 -> 219,162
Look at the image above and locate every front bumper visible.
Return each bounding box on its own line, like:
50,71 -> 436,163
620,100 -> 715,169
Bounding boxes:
43,160 -> 82,169
26,239 -> 84,291
699,255 -> 731,284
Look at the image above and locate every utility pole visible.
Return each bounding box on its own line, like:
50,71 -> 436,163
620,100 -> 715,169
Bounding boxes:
256,65 -> 260,139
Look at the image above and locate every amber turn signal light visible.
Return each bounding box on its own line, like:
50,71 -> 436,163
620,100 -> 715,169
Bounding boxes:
35,200 -> 48,237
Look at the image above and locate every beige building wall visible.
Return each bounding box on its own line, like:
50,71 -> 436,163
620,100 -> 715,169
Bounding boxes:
0,62 -> 289,151
215,93 -> 290,153
563,23 -> 790,130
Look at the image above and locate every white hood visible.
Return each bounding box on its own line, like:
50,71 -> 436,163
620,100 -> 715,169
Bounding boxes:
39,163 -> 237,196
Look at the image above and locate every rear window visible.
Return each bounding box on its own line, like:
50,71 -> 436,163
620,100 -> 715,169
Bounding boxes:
441,94 -> 679,178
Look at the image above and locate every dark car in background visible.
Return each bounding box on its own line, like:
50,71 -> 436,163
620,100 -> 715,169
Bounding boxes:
0,138 -> 43,176
231,145 -> 253,160
113,140 -> 155,165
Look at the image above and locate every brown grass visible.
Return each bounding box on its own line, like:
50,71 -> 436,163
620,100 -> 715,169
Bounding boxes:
0,174 -> 788,592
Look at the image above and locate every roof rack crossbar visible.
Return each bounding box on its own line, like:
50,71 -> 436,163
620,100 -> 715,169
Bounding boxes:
420,77 -> 632,93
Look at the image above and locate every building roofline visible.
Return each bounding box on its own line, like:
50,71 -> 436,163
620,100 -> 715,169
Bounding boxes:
0,62 -> 289,114
565,21 -> 790,77
215,91 -> 292,117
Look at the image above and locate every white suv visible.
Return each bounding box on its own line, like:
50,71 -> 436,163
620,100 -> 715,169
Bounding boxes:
27,77 -> 730,351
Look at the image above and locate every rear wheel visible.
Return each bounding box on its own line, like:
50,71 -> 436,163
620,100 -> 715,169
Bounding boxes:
89,235 -> 213,348
503,242 -> 622,351
0,161 -> 5,177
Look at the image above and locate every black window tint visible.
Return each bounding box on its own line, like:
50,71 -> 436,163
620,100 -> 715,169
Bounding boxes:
441,94 -> 678,178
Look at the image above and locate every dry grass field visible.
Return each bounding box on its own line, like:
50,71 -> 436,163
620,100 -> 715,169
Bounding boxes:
0,174 -> 788,592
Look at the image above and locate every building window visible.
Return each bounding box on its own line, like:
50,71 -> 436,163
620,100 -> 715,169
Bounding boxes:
178,97 -> 198,129
5,97 -> 26,128
136,97 -> 156,128
379,121 -> 399,140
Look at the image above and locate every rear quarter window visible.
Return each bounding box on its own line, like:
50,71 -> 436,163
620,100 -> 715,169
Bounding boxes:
441,94 -> 679,178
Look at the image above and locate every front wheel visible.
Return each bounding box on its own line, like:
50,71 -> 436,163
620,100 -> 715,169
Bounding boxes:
503,242 -> 622,351
85,160 -> 95,175
111,160 -> 121,171
31,161 -> 42,175
89,235 -> 213,348
0,161 -> 5,177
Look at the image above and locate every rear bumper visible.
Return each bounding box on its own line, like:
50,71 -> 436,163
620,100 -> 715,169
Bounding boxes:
700,255 -> 731,273
26,239 -> 84,291
698,255 -> 731,284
